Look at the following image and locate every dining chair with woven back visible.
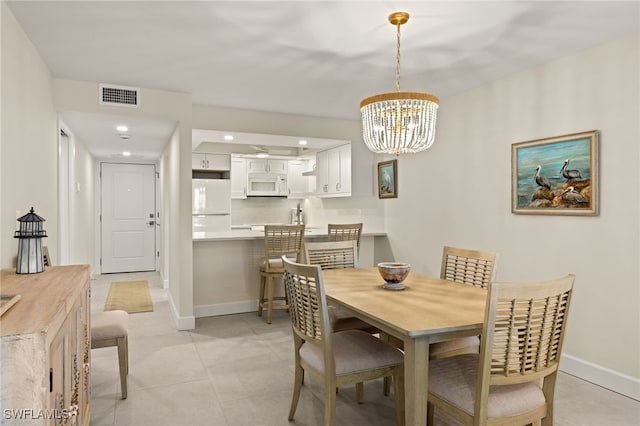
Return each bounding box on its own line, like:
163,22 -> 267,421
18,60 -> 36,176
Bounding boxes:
304,240 -> 379,402
258,224 -> 305,324
427,274 -> 575,426
430,245 -> 498,359
384,245 -> 498,395
327,223 -> 362,255
282,256 -> 405,426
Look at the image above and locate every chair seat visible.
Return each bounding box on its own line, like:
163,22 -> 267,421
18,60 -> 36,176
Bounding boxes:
328,305 -> 377,333
300,330 -> 403,377
91,310 -> 129,341
429,335 -> 480,358
429,353 -> 546,419
260,256 -> 299,273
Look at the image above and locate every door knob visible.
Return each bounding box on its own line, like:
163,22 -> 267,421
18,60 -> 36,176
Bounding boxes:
148,221 -> 155,226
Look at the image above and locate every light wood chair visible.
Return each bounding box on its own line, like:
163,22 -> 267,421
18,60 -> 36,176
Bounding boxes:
258,224 -> 305,324
327,223 -> 362,255
304,240 -> 377,333
282,256 -> 405,426
430,245 -> 498,359
384,245 -> 498,394
304,240 -> 378,402
91,310 -> 129,399
427,274 -> 575,426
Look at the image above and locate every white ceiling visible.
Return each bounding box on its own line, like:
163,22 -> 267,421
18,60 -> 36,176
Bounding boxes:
7,1 -> 639,159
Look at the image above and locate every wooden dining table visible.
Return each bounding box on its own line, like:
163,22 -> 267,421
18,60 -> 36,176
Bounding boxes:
322,267 -> 487,426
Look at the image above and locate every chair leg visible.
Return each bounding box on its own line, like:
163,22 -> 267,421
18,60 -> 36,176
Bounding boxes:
117,336 -> 128,399
266,276 -> 274,324
289,363 -> 304,420
258,275 -> 265,317
427,402 -> 435,425
383,376 -> 392,396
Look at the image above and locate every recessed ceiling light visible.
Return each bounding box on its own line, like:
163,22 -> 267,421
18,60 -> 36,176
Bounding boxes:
116,125 -> 128,132
298,140 -> 308,145
122,151 -> 131,157
224,134 -> 234,141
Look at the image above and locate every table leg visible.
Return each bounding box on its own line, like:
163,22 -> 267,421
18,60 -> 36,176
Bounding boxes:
403,337 -> 429,426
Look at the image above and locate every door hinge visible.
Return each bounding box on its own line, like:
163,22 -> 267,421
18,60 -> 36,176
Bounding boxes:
157,251 -> 160,257
49,368 -> 53,392
99,258 -> 102,266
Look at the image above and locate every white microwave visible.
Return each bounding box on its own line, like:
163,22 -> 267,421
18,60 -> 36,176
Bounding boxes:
246,173 -> 288,197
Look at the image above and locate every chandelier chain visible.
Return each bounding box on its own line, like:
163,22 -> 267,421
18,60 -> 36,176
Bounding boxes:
396,23 -> 401,92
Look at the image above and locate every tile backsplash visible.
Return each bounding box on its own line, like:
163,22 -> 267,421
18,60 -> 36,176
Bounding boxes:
231,198 -> 301,225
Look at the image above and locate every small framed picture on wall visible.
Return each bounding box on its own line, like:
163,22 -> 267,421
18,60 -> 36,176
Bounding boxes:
378,160 -> 397,199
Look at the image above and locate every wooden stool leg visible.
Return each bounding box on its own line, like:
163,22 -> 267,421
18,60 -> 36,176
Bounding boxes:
266,276 -> 274,324
258,275 -> 265,317
117,336 -> 128,399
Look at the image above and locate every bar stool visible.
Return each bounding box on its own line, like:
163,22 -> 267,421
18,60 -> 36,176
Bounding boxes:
258,224 -> 305,323
91,310 -> 129,399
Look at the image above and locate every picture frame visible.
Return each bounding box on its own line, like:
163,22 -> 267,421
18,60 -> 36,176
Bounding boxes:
511,130 -> 598,216
378,160 -> 398,199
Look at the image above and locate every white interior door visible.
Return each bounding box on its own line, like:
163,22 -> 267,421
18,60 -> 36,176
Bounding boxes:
101,163 -> 156,273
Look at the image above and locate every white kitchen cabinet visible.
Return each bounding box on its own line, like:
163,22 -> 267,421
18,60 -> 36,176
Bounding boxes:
231,157 -> 247,199
246,158 -> 288,174
287,159 -> 311,199
192,153 -> 231,171
316,143 -> 351,197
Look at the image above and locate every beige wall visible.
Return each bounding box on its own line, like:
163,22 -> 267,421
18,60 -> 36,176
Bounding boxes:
1,3 -> 58,268
385,35 -> 639,393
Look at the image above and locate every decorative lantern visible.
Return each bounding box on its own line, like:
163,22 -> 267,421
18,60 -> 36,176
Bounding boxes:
14,207 -> 48,274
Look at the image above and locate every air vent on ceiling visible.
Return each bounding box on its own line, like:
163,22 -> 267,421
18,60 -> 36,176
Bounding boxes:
99,84 -> 140,107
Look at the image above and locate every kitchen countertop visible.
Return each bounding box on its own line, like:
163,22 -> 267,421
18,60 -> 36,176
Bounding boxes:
193,226 -> 386,242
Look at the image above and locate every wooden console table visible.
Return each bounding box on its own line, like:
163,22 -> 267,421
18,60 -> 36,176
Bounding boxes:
1,265 -> 91,425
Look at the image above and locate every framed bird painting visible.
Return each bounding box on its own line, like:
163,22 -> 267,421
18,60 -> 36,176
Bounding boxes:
378,159 -> 398,199
511,130 -> 598,216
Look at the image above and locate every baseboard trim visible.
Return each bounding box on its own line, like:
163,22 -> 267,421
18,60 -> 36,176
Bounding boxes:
561,353 -> 639,401
194,300 -> 258,318
168,290 -> 195,331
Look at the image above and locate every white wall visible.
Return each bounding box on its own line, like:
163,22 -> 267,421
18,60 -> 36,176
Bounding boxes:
1,3 -> 58,268
69,132 -> 95,270
385,34 -> 639,397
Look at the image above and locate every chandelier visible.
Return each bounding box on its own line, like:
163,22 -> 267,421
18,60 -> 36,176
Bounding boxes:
360,12 -> 439,155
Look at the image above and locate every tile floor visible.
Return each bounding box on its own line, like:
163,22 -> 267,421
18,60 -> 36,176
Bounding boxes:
90,272 -> 640,426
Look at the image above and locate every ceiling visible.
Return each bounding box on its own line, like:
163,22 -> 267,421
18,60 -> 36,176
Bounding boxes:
7,1 -> 639,159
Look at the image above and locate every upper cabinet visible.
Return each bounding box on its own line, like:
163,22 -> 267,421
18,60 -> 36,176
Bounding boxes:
316,143 -> 351,197
192,153 -> 231,171
231,157 -> 247,199
246,158 -> 288,174
287,159 -> 313,199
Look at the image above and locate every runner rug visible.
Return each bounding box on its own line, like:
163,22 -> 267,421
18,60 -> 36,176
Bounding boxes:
104,280 -> 153,313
